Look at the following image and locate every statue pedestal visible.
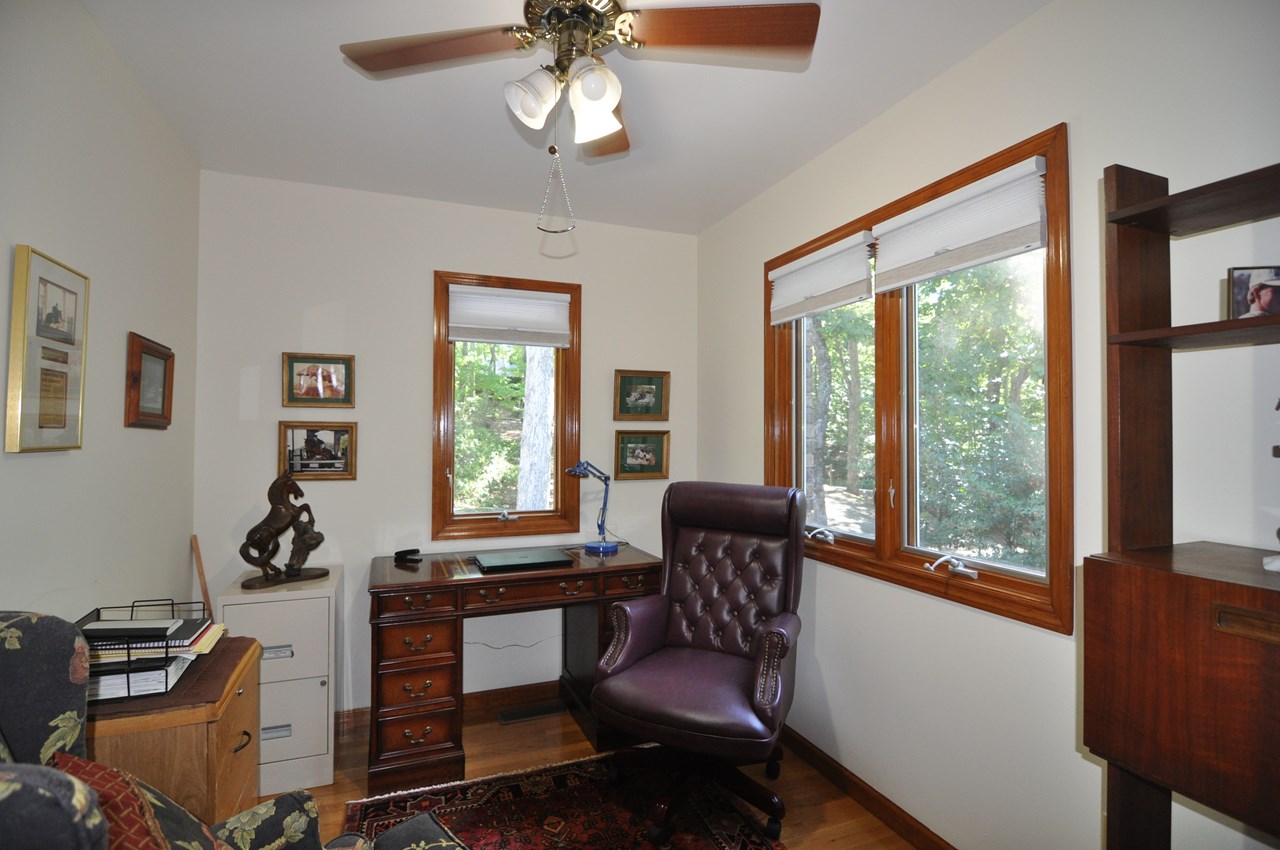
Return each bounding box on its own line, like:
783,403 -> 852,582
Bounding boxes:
240,566 -> 330,590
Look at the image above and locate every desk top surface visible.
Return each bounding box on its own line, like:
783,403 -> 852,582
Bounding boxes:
369,544 -> 660,591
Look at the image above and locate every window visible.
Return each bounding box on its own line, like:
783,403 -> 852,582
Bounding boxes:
764,125 -> 1073,633
432,271 -> 581,540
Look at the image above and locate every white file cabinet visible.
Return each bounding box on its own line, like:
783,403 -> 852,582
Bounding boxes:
217,566 -> 340,794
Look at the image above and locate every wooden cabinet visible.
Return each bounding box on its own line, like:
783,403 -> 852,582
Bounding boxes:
217,567 -> 340,795
1085,161 -> 1280,848
86,636 -> 261,824
366,546 -> 661,794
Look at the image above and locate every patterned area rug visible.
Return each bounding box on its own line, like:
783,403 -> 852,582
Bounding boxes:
344,749 -> 787,850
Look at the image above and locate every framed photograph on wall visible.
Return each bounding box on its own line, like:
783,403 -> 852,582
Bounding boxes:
124,332 -> 174,429
615,430 -> 670,480
278,421 -> 357,480
1228,266 -> 1280,319
282,352 -> 354,407
5,246 -> 90,452
613,369 -> 670,420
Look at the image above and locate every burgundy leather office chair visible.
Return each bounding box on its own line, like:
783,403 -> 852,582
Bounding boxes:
592,480 -> 805,842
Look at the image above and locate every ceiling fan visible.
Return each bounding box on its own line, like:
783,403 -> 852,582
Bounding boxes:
340,2 -> 821,157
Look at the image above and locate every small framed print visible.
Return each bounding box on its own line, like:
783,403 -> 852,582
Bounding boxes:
615,430 -> 670,480
278,421 -> 357,480
283,353 -> 354,407
124,332 -> 174,429
614,369 -> 670,420
5,246 -> 90,452
1228,266 -> 1280,319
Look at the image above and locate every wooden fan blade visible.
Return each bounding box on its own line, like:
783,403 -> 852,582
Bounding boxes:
618,3 -> 820,51
582,106 -> 630,158
341,26 -> 525,73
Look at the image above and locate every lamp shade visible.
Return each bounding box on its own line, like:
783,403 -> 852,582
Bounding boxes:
567,56 -> 622,143
504,67 -> 561,129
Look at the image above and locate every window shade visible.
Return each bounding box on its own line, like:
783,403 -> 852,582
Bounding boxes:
768,230 -> 874,325
447,284 -> 571,348
872,156 -> 1046,293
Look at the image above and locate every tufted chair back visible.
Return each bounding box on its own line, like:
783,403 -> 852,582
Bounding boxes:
0,611 -> 90,764
660,481 -> 804,659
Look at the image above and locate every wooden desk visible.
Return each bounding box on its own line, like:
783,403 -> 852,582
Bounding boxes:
87,636 -> 261,823
367,545 -> 661,793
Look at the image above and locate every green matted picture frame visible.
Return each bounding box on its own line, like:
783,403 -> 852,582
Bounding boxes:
282,352 -> 354,407
5,245 -> 90,452
278,420 -> 357,480
615,429 -> 670,480
613,369 -> 669,420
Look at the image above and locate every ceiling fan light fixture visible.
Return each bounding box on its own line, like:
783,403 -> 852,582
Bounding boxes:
504,66 -> 561,129
566,55 -> 622,143
571,105 -> 623,144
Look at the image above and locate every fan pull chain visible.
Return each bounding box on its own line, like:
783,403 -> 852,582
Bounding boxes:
537,144 -> 575,233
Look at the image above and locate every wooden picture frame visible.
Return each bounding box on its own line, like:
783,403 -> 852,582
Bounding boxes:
278,421 -> 357,480
5,246 -> 90,452
282,352 -> 354,407
124,332 -> 174,429
613,369 -> 670,420
615,430 -> 670,480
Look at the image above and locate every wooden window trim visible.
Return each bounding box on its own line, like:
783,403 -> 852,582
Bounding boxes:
431,270 -> 581,540
764,124 -> 1074,634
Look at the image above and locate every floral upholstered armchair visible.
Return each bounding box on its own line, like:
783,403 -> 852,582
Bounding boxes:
0,611 -> 464,850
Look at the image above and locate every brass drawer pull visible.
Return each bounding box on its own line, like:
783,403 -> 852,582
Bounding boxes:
621,575 -> 645,590
560,580 -> 585,597
403,593 -> 433,611
479,587 -> 506,604
402,634 -> 435,652
403,727 -> 433,745
403,680 -> 434,698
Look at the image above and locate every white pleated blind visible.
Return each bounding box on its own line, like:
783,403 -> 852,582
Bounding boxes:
447,284 -> 572,348
768,230 -> 874,325
872,156 -> 1046,293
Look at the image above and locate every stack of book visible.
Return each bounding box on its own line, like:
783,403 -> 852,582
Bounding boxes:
80,615 -> 225,701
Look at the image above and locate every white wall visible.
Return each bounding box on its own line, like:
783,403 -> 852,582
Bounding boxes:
0,0 -> 199,616
194,172 -> 698,710
697,0 -> 1280,848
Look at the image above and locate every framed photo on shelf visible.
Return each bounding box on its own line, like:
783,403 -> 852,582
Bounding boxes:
282,352 -> 354,407
278,421 -> 357,480
613,369 -> 670,420
615,430 -> 670,480
5,246 -> 90,452
1228,266 -> 1280,319
124,332 -> 174,429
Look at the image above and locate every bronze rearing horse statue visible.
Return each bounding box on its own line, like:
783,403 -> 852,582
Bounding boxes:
240,471 -> 314,580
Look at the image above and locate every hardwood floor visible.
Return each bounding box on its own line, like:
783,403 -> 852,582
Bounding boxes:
302,703 -> 913,849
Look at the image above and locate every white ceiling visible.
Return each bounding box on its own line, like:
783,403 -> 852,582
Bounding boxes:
79,0 -> 1050,235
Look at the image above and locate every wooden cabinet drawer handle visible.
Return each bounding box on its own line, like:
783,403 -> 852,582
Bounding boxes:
560,580 -> 585,597
621,575 -> 645,590
403,594 -> 433,611
403,727 -> 433,745
403,680 -> 434,698
402,634 -> 434,652
479,587 -> 506,604
233,731 -> 253,753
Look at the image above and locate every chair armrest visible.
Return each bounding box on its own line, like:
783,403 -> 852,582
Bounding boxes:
751,612 -> 801,731
595,595 -> 669,682
213,789 -> 325,850
0,762 -> 107,850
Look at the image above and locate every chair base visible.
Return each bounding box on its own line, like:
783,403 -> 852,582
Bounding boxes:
613,745 -> 786,844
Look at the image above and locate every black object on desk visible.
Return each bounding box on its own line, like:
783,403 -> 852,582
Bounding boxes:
475,548 -> 574,573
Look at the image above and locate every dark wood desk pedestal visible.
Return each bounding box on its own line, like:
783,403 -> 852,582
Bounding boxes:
367,545 -> 661,794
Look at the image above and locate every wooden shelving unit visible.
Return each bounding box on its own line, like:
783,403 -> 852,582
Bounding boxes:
1085,161 -> 1280,848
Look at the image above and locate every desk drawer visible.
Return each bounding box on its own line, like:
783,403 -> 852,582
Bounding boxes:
376,589 -> 458,619
374,708 -> 460,761
377,620 -> 458,663
461,576 -> 598,611
377,664 -> 457,712
603,569 -> 658,596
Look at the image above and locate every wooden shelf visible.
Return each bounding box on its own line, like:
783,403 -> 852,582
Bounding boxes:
1090,541 -> 1280,590
1107,162 -> 1280,237
1109,312 -> 1280,348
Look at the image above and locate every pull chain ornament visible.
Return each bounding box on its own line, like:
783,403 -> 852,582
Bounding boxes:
537,144 -> 575,233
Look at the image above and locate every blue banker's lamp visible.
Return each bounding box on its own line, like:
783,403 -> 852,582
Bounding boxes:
565,460 -> 619,555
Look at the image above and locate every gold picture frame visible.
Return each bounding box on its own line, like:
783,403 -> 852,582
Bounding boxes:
278,420 -> 357,480
6,246 -> 90,452
613,369 -> 670,420
282,352 -> 354,407
615,430 -> 670,480
124,332 -> 174,429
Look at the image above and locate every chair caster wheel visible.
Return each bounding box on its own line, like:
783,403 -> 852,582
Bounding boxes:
646,824 -> 672,845
763,818 -> 782,840
765,760 -> 781,779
